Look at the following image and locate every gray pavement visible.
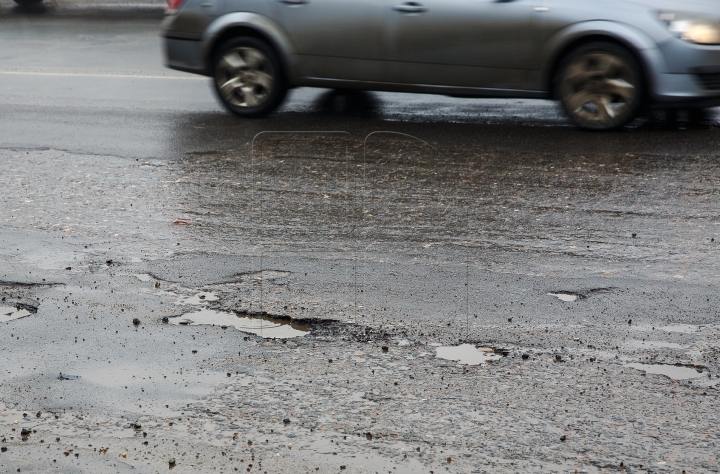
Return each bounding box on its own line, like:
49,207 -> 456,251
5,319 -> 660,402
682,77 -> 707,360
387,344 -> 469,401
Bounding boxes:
1,12 -> 720,474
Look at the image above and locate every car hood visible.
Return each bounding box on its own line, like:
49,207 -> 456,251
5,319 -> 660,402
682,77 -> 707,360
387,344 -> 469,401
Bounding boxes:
619,0 -> 720,15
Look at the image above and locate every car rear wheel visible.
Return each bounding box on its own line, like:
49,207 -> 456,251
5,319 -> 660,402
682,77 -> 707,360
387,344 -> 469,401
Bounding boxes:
556,42 -> 644,131
212,37 -> 287,118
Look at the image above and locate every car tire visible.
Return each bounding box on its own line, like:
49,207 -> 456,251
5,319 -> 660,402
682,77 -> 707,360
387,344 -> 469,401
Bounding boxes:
555,42 -> 644,131
13,0 -> 44,6
212,37 -> 287,118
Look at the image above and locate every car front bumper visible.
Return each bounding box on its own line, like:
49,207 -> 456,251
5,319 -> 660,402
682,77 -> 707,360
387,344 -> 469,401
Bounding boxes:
651,38 -> 720,108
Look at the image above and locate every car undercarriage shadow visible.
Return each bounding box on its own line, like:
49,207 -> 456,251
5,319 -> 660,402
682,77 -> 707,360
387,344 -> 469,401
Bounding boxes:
6,4 -> 50,15
637,108 -> 718,130
311,89 -> 382,118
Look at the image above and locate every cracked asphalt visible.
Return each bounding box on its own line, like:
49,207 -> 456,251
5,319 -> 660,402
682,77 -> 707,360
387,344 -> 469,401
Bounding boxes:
1,8 -> 720,474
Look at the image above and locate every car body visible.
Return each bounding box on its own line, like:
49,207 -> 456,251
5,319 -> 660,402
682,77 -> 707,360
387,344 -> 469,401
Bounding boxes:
162,0 -> 720,129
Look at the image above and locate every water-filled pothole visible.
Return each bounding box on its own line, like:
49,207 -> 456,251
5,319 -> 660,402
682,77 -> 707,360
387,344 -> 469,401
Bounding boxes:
170,309 -> 308,338
548,292 -> 581,302
626,363 -> 704,380
435,344 -> 501,365
0,306 -> 33,323
548,288 -> 614,302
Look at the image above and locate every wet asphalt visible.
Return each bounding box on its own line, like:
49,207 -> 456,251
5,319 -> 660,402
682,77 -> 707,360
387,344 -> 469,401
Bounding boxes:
1,9 -> 720,474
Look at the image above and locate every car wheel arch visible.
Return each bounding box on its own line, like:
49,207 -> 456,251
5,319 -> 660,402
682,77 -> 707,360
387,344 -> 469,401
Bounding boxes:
542,22 -> 664,100
202,13 -> 297,83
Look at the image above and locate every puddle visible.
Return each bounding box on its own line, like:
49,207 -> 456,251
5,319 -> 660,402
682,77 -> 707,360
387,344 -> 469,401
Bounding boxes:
548,288 -> 613,302
134,274 -> 153,282
626,363 -> 705,380
170,309 -> 308,339
178,292 -> 219,305
0,306 -> 33,323
548,292 -> 580,302
660,324 -> 700,334
625,340 -> 685,349
435,344 -> 501,365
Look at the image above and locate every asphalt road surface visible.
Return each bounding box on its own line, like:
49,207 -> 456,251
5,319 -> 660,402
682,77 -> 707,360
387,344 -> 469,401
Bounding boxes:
1,9 -> 720,474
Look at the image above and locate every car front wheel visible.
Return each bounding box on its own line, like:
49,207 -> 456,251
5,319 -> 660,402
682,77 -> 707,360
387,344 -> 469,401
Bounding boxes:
212,37 -> 287,118
556,42 -> 644,131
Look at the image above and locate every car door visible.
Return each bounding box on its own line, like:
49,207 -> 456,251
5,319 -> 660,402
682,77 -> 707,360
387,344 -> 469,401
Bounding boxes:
387,0 -> 543,90
269,0 -> 388,82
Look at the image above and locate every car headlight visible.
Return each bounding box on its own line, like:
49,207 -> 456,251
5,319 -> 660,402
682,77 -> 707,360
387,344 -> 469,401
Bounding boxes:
659,12 -> 720,45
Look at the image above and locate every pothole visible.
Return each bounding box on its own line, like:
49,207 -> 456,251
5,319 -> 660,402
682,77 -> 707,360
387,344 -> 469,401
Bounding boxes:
178,292 -> 219,305
548,292 -> 582,302
0,306 -> 33,323
435,344 -> 501,365
1,281 -> 59,321
548,288 -> 615,302
170,309 -> 309,339
625,363 -> 705,380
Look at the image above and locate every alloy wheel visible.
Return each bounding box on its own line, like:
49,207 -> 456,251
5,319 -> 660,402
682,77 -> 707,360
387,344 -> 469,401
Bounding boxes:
215,47 -> 275,109
559,51 -> 640,129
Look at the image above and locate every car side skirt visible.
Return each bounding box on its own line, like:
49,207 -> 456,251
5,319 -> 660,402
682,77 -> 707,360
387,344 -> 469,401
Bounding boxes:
297,77 -> 550,99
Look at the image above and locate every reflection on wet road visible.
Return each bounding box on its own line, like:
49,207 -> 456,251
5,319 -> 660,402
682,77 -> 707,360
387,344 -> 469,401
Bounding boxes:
2,17 -> 720,160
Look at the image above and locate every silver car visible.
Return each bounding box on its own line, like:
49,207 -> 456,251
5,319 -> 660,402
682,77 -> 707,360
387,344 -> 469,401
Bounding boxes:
162,0 -> 720,130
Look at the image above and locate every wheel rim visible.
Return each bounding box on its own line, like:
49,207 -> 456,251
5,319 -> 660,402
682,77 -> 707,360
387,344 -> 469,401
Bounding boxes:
560,52 -> 638,125
216,47 -> 275,108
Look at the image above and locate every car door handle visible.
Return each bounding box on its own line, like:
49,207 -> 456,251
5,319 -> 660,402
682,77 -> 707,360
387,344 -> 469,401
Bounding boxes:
392,2 -> 427,13
279,0 -> 308,4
